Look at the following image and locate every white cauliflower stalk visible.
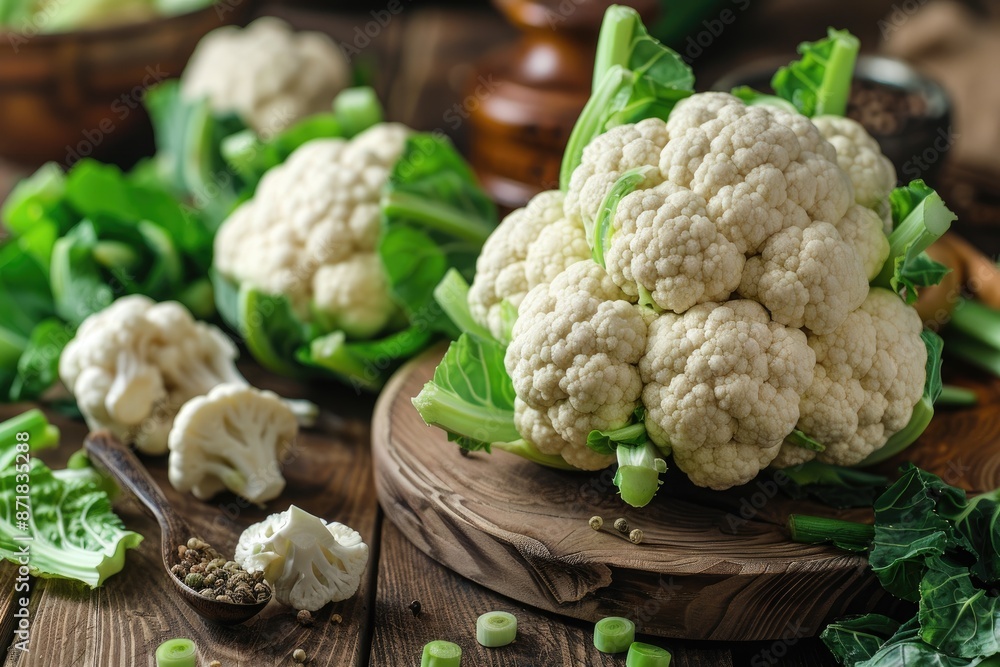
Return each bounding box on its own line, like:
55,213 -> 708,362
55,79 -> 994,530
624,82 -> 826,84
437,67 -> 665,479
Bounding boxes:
168,384 -> 297,506
182,17 -> 351,134
235,505 -> 369,612
214,126 -> 411,340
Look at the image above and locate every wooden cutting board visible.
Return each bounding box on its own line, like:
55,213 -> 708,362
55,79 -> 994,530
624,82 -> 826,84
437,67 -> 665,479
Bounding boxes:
371,345 -> 1000,642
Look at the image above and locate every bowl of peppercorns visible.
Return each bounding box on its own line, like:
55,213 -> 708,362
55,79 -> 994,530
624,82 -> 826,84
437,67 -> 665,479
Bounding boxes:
713,54 -> 952,184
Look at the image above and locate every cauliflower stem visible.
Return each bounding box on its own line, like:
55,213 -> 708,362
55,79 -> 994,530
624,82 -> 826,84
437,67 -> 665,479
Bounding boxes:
771,28 -> 859,117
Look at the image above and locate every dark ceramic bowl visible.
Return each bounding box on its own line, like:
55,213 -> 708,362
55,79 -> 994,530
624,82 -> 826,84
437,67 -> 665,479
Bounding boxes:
0,2 -> 258,166
712,55 -> 952,184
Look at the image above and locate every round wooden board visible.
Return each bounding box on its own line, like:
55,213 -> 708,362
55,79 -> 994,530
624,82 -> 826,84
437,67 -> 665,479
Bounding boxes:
372,345 -> 1000,642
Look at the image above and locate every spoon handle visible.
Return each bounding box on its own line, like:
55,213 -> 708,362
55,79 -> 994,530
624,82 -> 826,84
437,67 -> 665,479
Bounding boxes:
84,431 -> 188,546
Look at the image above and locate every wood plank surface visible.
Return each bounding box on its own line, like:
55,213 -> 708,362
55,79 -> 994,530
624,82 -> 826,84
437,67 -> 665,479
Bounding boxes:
372,349 -> 901,643
1,369 -> 380,667
372,519 -> 746,667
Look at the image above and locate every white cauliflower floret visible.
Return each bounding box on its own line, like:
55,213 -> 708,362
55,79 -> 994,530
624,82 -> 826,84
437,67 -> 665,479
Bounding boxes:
181,17 -> 351,134
813,115 -> 897,231
504,261 -> 649,470
60,295 -> 246,455
523,215 -> 591,288
738,222 -> 869,334
468,191 -> 566,340
564,118 -> 670,235
660,93 -> 852,254
607,181 -> 744,312
235,505 -> 369,612
640,300 -> 815,489
168,384 -> 297,506
836,204 -> 891,280
214,125 -> 411,339
772,288 -> 926,468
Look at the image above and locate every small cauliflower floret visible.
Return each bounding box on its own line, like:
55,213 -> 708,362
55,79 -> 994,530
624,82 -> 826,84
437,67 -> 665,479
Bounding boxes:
640,300 -> 815,490
607,181 -> 744,312
214,125 -> 411,339
772,288 -> 926,468
468,191 -> 568,340
181,17 -> 351,134
661,93 -> 852,254
813,115 -> 897,231
523,215 -> 591,288
836,204 -> 891,280
60,296 -> 248,455
504,261 -> 649,470
738,222 -> 869,335
564,118 -> 669,235
168,384 -> 297,505
235,505 -> 369,612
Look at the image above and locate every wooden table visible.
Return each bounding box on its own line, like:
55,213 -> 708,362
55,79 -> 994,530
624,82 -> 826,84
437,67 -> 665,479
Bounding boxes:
1,2 -> 995,665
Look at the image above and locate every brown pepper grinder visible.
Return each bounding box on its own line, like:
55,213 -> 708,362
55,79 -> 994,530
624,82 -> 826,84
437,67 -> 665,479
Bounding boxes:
466,0 -> 659,211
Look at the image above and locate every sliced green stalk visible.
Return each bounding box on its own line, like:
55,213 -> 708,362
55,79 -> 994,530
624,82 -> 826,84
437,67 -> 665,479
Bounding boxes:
476,611 -> 517,647
626,642 -> 672,667
787,514 -> 875,552
332,86 -> 384,137
949,299 -> 1000,350
771,28 -> 859,117
421,640 -> 462,667
787,429 -> 826,452
614,441 -> 667,508
155,638 -> 197,667
0,409 -> 60,454
937,385 -> 977,407
591,166 -> 658,266
492,439 -> 576,471
433,269 -> 494,340
874,185 -> 956,292
594,616 -> 636,654
381,190 -> 495,246
945,329 -> 1000,377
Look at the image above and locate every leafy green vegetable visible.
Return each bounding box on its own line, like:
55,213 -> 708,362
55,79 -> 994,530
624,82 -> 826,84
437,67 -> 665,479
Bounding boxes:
780,462 -> 888,508
560,5 -> 694,188
0,410 -> 142,587
874,180 -> 957,300
412,333 -> 574,469
771,28 -> 860,117
0,158 -> 215,400
432,269 -> 494,341
793,465 -> 1000,666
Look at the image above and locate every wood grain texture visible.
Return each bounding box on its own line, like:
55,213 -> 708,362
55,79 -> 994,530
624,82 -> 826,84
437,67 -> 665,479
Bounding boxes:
374,348 -> 980,642
0,368 -> 380,667
371,519 -> 740,667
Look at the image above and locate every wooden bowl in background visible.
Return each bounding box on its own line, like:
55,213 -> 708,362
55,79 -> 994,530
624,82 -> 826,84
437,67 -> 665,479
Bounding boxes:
0,2 -> 257,167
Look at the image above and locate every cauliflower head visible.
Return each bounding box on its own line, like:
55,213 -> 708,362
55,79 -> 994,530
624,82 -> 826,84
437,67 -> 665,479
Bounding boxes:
168,383 -> 298,506
214,125 -> 411,339
772,288 -> 926,468
640,300 -> 815,489
504,261 -> 650,470
421,93 -> 929,497
468,190 -> 590,340
59,295 -> 246,455
235,505 -> 369,612
182,17 -> 351,134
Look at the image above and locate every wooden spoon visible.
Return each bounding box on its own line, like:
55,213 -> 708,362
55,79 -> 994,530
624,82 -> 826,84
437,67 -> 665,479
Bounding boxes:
84,431 -> 269,625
